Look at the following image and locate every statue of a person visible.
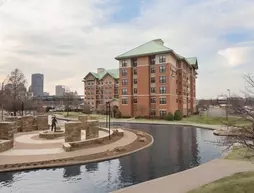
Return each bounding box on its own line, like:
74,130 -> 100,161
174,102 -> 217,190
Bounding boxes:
51,116 -> 58,132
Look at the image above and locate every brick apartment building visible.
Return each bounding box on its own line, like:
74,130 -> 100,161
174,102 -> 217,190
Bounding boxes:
115,39 -> 198,118
83,68 -> 119,110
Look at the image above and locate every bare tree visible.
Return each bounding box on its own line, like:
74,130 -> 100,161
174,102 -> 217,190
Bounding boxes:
97,104 -> 106,114
4,69 -> 27,116
221,74 -> 254,160
63,90 -> 75,116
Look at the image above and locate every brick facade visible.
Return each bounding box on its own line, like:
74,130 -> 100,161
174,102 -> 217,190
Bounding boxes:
83,68 -> 119,111
116,39 -> 198,118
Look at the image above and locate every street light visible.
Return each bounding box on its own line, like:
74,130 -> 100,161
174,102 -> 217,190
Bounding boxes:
18,95 -> 24,116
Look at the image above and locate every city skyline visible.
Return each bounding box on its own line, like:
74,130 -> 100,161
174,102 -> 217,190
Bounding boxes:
1,0 -> 254,98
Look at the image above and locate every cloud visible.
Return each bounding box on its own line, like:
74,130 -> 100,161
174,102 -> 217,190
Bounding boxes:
0,0 -> 254,98
218,45 -> 254,67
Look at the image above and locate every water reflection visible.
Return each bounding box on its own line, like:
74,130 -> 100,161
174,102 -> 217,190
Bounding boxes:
0,124 -> 223,193
63,165 -> 81,178
85,162 -> 98,173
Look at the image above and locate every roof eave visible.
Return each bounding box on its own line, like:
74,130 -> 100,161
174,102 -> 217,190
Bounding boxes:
83,72 -> 97,81
115,50 -> 172,60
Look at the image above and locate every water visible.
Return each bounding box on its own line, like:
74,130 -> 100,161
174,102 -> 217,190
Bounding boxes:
0,123 -> 223,193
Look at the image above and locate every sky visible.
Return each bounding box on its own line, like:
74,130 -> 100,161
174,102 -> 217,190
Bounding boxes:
0,0 -> 254,99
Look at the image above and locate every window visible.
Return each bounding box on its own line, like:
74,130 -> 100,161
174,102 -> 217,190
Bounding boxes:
133,79 -> 137,84
122,69 -> 127,76
160,110 -> 167,117
159,76 -> 166,83
133,88 -> 137,94
150,67 -> 155,73
122,79 -> 128,85
151,87 -> 156,93
150,109 -> 156,116
122,98 -> 128,104
149,55 -> 156,65
160,98 -> 166,104
122,60 -> 127,67
150,97 -> 156,103
133,97 -> 137,103
122,88 -> 127,95
159,65 -> 166,73
151,77 -> 156,83
159,55 -> 166,63
133,68 -> 137,75
160,86 -> 166,94
132,58 -> 137,67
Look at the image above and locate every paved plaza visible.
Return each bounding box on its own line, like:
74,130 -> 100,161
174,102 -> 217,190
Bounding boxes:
0,118 -> 141,167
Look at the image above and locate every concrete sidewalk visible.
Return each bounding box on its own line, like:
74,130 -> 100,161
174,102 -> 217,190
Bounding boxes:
112,159 -> 254,193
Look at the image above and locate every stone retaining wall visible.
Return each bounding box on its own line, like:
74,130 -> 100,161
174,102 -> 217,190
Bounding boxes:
37,115 -> 49,130
86,120 -> 99,139
0,140 -> 13,153
5,116 -> 21,133
0,122 -> 14,152
21,116 -> 37,132
39,130 -> 65,139
65,122 -> 82,142
62,128 -> 124,152
78,115 -> 89,123
0,122 -> 15,140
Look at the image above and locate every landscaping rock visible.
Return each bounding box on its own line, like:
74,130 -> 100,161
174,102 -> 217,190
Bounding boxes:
113,147 -> 126,152
138,137 -> 147,143
137,131 -> 145,137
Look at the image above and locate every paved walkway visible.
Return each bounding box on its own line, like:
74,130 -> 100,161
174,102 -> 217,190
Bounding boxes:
112,159 -> 254,193
14,130 -> 107,144
0,129 -> 137,165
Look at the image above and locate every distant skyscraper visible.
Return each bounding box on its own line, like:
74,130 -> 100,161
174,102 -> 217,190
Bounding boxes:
55,85 -> 65,96
31,73 -> 44,97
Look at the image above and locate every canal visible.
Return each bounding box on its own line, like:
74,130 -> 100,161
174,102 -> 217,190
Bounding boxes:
0,123 -> 223,193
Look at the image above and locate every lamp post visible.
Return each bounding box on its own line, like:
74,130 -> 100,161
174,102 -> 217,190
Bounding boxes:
1,82 -> 4,120
106,101 -> 111,140
227,89 -> 230,120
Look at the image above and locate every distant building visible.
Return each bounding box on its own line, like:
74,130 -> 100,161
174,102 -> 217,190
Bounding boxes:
31,73 -> 44,97
83,68 -> 119,110
55,85 -> 65,96
43,92 -> 49,96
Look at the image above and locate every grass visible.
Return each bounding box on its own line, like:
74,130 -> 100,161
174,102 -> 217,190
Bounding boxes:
225,147 -> 254,161
183,115 -> 250,126
188,171 -> 254,193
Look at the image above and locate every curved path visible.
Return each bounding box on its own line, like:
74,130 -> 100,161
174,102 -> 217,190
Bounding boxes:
0,129 -> 137,165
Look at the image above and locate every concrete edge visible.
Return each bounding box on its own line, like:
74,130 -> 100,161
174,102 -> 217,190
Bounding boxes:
0,130 -> 154,173
55,115 -> 219,131
106,120 -> 217,130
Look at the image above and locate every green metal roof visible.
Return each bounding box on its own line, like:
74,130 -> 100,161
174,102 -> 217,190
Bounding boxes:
115,39 -> 172,60
186,57 -> 198,69
115,39 -> 198,70
84,69 -> 119,80
176,54 -> 198,69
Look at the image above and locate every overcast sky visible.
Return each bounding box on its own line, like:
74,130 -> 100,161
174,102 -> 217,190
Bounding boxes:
0,0 -> 254,98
